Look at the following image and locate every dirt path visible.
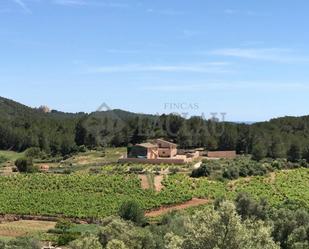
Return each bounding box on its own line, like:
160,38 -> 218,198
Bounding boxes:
154,175 -> 164,192
139,174 -> 164,192
269,172 -> 276,184
145,198 -> 210,217
139,175 -> 150,190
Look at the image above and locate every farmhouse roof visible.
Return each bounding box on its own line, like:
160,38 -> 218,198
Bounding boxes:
156,138 -> 177,146
137,142 -> 158,148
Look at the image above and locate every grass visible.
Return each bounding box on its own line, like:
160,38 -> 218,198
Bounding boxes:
0,151 -> 24,163
0,220 -> 56,238
0,236 -> 14,243
69,224 -> 100,234
47,147 -> 127,173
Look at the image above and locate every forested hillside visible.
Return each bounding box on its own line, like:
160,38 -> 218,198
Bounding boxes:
0,97 -> 80,155
0,96 -> 308,161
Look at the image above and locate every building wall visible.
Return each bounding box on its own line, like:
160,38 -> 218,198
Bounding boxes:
147,148 -> 159,159
119,158 -> 186,165
158,148 -> 172,157
170,147 -> 177,157
156,140 -> 177,157
207,151 -> 237,159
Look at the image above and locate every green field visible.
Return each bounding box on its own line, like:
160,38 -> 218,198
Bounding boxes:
0,168 -> 308,218
0,151 -> 24,165
0,173 -> 224,218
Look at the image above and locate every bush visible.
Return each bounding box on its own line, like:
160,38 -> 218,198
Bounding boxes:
55,219 -> 74,232
24,147 -> 43,159
235,193 -> 269,221
78,145 -> 87,153
15,157 -> 38,173
54,219 -> 79,246
191,164 -> 211,178
118,200 -> 146,226
223,167 -> 239,180
6,237 -> 40,249
58,232 -> 80,246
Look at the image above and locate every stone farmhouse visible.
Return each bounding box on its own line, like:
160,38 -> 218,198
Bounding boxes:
119,139 -> 237,164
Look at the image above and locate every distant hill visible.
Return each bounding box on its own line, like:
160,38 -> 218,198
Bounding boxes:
0,96 -> 309,160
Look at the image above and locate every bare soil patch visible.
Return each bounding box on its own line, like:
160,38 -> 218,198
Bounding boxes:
145,198 -> 209,217
139,175 -> 150,190
0,220 -> 56,238
154,175 -> 164,192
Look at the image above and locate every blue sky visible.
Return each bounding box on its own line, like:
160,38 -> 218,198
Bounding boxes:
1,0 -> 309,121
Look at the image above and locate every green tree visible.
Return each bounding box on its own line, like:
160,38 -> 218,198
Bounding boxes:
272,208 -> 309,249
235,193 -> 269,220
75,119 -> 87,146
118,200 -> 146,226
288,143 -> 301,162
164,233 -> 184,249
70,234 -> 103,249
219,127 -> 237,150
252,143 -> 267,161
99,217 -> 155,249
183,201 -> 279,249
302,146 -> 309,163
270,136 -> 286,159
106,239 -> 128,249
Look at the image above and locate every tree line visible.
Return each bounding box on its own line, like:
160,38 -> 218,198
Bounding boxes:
1,97 -> 309,161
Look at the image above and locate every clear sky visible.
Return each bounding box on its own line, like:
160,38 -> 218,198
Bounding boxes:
1,0 -> 309,121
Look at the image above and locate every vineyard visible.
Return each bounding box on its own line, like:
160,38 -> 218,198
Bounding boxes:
0,168 -> 309,218
0,173 -> 225,219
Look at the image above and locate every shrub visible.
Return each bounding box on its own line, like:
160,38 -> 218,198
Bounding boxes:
54,219 -> 79,246
24,147 -> 42,159
56,219 -> 74,232
78,145 -> 87,153
235,193 -> 269,221
6,237 -> 40,249
223,167 -> 239,180
191,164 -> 211,178
15,157 -> 38,173
58,232 -> 80,246
118,200 -> 146,226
